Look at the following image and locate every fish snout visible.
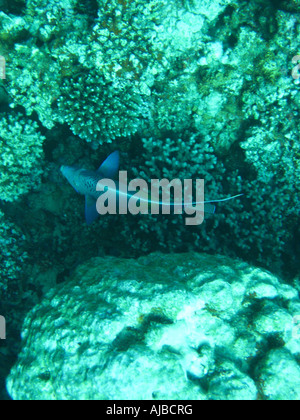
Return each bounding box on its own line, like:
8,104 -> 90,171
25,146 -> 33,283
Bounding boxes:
60,165 -> 68,177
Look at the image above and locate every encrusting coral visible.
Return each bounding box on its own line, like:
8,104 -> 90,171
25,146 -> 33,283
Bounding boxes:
0,209 -> 27,300
0,112 -> 45,202
6,253 -> 300,400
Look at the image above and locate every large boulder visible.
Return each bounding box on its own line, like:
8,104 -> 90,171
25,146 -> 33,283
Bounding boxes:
7,253 -> 300,400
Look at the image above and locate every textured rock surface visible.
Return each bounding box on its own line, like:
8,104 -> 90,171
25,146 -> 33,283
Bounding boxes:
6,253 -> 300,400
0,209 -> 27,298
0,112 -> 45,202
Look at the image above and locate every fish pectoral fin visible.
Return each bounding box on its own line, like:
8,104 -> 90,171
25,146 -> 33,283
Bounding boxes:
97,151 -> 120,179
204,203 -> 216,214
85,195 -> 99,225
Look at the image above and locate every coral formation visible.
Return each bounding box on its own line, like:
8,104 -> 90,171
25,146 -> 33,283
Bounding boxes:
6,253 -> 300,400
6,0 -> 244,143
0,112 -> 45,202
57,71 -> 149,143
0,210 -> 27,300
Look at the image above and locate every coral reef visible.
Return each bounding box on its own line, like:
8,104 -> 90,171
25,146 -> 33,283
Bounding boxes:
1,0 -> 300,400
0,112 -> 45,202
57,71 -> 149,143
1,0 -> 298,281
6,253 -> 300,400
5,0 -> 245,144
0,210 -> 27,300
110,131 -> 297,274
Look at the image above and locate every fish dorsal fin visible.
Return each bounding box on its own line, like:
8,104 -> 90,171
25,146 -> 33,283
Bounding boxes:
85,195 -> 99,225
97,151 -> 120,179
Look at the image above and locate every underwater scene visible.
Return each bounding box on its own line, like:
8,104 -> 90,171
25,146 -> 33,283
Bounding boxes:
0,0 -> 300,402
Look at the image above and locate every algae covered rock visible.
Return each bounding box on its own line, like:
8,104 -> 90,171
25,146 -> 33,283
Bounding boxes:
0,112 -> 45,202
6,253 -> 300,400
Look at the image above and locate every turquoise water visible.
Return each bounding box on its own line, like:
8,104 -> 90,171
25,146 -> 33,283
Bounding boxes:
0,0 -> 299,400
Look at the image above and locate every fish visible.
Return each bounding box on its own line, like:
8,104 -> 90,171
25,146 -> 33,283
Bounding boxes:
60,151 -> 243,225
61,151 -> 120,224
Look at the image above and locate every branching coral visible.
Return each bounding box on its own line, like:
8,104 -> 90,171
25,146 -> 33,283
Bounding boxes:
109,124 -> 298,273
114,133 -> 234,254
57,72 -> 150,143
